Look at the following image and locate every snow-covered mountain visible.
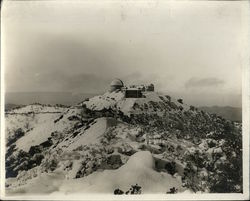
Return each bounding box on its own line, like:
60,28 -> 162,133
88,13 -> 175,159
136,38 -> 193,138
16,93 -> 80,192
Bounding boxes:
5,91 -> 242,195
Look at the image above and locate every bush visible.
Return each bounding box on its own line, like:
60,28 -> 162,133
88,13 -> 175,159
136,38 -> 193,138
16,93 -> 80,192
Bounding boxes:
175,120 -> 184,131
190,106 -> 195,111
7,128 -> 25,146
165,161 -> 176,175
177,99 -> 183,104
114,189 -> 124,195
129,184 -> 142,194
114,184 -> 142,195
165,95 -> 171,101
167,187 -> 178,194
106,155 -> 123,169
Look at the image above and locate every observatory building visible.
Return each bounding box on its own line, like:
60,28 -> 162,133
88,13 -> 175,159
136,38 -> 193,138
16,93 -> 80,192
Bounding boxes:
109,78 -> 154,98
109,79 -> 124,92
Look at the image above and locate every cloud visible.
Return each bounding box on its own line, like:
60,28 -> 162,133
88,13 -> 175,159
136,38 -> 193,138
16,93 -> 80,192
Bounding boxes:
63,73 -> 111,93
33,70 -> 112,93
185,77 -> 225,88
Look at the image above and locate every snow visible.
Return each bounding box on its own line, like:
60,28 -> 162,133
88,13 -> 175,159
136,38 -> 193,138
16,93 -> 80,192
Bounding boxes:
83,91 -> 184,116
85,91 -> 124,111
66,118 -> 107,151
15,113 -> 62,152
186,147 -> 196,154
5,115 -> 33,139
206,146 -> 223,157
7,151 -> 185,195
7,104 -> 66,114
125,151 -> 155,169
145,92 -> 163,101
213,147 -> 222,154
5,104 -> 69,145
198,140 -> 209,150
66,160 -> 82,179
117,98 -> 137,115
6,106 -> 84,152
6,171 -> 65,195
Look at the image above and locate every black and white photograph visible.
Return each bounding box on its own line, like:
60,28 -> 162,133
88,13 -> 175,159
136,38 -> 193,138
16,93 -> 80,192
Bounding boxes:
1,0 -> 249,200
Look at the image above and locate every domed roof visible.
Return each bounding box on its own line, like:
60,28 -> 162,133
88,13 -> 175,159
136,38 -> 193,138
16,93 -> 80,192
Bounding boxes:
110,79 -> 124,87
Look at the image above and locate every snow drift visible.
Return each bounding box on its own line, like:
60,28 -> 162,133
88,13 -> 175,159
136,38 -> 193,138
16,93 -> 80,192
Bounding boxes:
6,151 -> 184,195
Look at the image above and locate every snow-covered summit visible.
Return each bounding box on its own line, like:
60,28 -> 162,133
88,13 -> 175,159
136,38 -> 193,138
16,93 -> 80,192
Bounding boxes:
83,91 -> 125,111
82,90 -> 190,116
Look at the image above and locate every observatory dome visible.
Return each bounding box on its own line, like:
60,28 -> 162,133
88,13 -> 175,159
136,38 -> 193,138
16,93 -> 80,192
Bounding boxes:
110,79 -> 124,87
110,79 -> 124,92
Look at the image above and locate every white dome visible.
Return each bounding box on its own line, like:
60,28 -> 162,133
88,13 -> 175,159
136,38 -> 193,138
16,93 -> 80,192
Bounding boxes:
110,79 -> 124,87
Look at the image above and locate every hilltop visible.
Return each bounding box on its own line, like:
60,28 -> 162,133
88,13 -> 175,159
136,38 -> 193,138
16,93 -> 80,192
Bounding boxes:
5,90 -> 242,195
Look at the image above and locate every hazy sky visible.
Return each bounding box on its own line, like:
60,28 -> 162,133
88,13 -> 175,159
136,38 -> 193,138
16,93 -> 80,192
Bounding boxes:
2,0 -> 247,106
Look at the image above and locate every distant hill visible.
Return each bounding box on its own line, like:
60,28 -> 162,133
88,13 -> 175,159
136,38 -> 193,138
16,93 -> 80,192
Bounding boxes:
5,92 -> 98,106
199,106 -> 242,122
5,104 -> 25,111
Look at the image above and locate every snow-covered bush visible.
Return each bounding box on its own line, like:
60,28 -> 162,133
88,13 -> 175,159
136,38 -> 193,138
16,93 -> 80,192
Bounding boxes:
114,184 -> 142,195
177,99 -> 183,104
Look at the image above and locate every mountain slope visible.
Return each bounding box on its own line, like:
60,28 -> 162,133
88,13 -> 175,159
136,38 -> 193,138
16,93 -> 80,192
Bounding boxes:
5,91 -> 242,194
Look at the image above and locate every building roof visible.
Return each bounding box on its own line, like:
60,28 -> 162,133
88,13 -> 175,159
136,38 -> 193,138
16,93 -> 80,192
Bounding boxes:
126,88 -> 141,91
110,79 -> 124,87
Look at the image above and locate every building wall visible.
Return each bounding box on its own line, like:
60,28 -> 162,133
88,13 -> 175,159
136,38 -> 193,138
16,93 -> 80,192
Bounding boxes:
125,90 -> 143,98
